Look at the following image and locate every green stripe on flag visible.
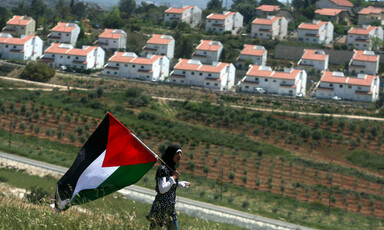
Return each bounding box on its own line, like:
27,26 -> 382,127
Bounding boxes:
72,162 -> 155,205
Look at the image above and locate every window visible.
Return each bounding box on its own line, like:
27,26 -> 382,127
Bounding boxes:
192,72 -> 195,75
132,65 -> 135,68
52,54 -> 55,57
214,83 -> 218,86
60,56 -> 63,58
358,87 -> 362,90
13,46 -> 16,48
172,79 -> 176,82
273,80 -> 276,82
107,71 -> 110,74
245,85 -> 249,89
76,57 -> 79,60
348,85 -> 352,89
114,72 -> 117,75
330,83 -> 333,87
182,71 -> 186,74
66,34 -> 69,36
339,84 -> 343,88
199,73 -> 202,76
181,80 -> 184,83
265,79 -> 268,82
208,73 -> 211,76
141,66 -> 144,68
67,56 -> 70,59
5,45 -> 8,48
255,78 -> 259,81
58,33 -> 61,35
147,76 -> 150,78
125,64 -> 128,67
116,63 -> 119,66
206,82 -> 210,85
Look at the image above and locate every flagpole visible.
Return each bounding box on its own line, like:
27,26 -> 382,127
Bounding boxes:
130,132 -> 175,173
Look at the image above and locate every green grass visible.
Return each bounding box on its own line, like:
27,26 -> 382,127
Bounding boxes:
346,150 -> 384,171
0,167 -> 240,230
2,88 -> 384,229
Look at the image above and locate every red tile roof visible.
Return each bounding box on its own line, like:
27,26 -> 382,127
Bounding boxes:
207,12 -> 235,20
272,69 -> 303,80
67,46 -> 96,56
347,75 -> 376,86
252,16 -> 280,25
173,58 -> 229,73
6,15 -> 33,26
98,29 -> 125,39
348,26 -> 377,35
196,40 -> 222,52
321,71 -> 376,86
45,43 -> 96,56
247,65 -> 303,80
173,59 -> 200,71
246,65 -> 274,77
256,5 -> 280,12
358,6 -> 384,15
298,21 -> 327,30
315,8 -> 344,16
0,35 -> 35,45
301,49 -> 328,61
240,44 -> 266,56
199,62 -> 229,73
147,34 -> 173,45
165,6 -> 193,14
51,22 -> 77,33
330,0 -> 353,7
108,51 -> 162,65
352,50 -> 379,62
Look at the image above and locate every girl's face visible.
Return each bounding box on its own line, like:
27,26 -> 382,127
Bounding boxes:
173,150 -> 182,164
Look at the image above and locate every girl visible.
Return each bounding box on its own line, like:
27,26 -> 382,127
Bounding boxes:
147,144 -> 191,229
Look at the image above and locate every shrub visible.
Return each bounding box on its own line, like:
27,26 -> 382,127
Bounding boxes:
27,186 -> 50,204
242,200 -> 250,209
20,62 -> 55,82
228,172 -> 235,180
188,161 -> 195,171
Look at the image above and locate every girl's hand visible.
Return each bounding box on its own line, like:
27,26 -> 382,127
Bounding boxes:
172,170 -> 180,180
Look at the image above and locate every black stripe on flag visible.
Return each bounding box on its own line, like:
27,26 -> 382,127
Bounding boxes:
57,114 -> 110,201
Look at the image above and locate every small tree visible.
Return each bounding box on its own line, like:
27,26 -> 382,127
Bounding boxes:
20,62 -> 55,82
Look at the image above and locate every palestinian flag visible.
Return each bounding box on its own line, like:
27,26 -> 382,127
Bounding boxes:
53,112 -> 158,211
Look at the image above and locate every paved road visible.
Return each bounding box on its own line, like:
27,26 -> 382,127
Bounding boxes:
0,151 -> 314,230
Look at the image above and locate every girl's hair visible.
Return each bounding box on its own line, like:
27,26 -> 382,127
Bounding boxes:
162,144 -> 181,170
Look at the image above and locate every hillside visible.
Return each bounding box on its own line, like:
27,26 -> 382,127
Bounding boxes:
1,72 -> 384,229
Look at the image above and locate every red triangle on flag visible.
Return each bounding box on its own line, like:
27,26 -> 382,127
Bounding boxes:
102,113 -> 157,167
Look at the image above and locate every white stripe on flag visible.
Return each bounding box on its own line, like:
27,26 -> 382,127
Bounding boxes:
71,150 -> 118,200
